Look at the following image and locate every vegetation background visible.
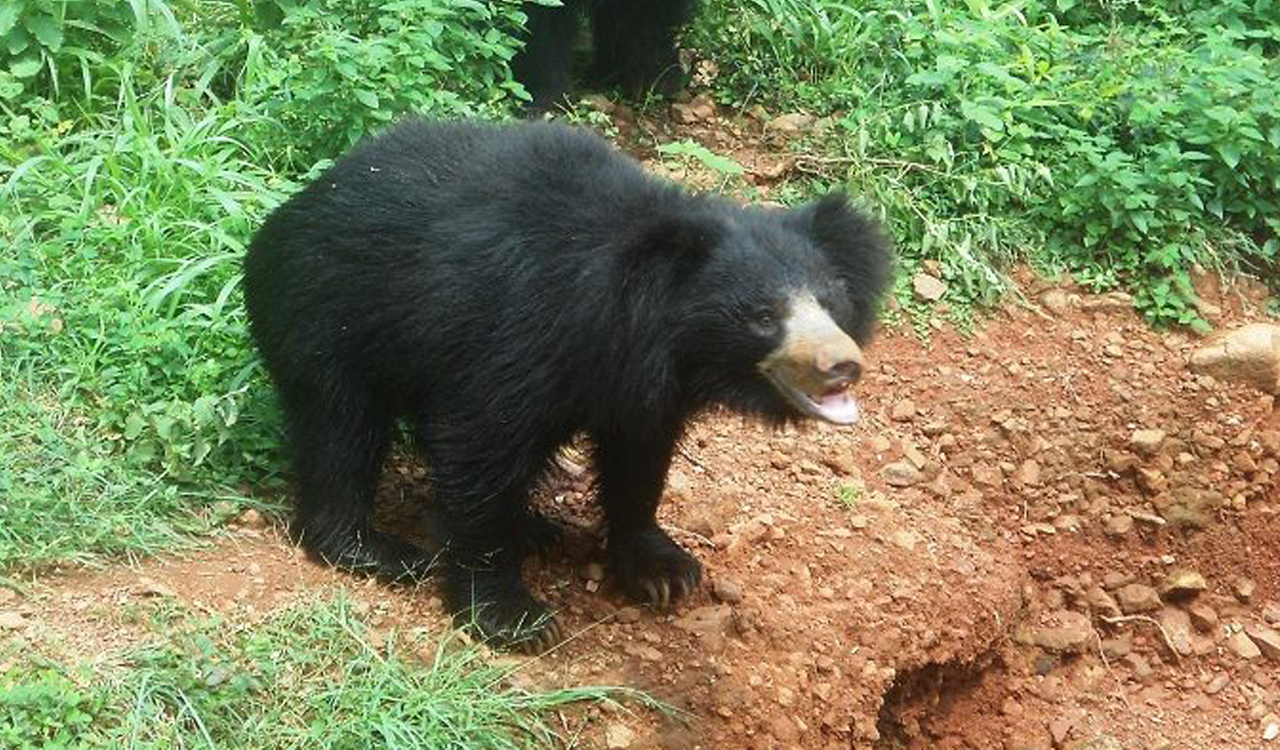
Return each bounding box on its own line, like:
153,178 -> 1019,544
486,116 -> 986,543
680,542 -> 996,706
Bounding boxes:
1,0 -> 1277,745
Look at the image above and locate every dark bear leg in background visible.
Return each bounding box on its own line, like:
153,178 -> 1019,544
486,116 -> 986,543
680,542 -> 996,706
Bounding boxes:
425,435 -> 562,652
588,0 -> 695,98
285,389 -> 431,581
594,428 -> 702,607
511,0 -> 585,113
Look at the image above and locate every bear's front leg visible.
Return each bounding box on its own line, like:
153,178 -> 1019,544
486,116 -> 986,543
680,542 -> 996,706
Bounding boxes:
595,429 -> 702,607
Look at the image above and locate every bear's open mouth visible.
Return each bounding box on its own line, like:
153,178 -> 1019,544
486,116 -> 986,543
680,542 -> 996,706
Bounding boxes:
767,374 -> 862,425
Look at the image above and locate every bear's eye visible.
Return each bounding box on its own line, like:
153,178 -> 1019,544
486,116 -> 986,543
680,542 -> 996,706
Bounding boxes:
749,307 -> 779,335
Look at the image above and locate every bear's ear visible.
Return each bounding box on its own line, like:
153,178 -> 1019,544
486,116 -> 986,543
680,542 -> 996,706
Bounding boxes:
623,213 -> 719,276
794,192 -> 894,301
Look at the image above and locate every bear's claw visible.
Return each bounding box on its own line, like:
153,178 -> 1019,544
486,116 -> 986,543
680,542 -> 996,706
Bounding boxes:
611,527 -> 703,608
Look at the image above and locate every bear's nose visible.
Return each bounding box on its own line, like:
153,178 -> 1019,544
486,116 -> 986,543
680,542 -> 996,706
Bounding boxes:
822,357 -> 863,383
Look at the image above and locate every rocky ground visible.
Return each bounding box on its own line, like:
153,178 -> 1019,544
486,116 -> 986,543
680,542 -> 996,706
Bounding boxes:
3,104 -> 1279,749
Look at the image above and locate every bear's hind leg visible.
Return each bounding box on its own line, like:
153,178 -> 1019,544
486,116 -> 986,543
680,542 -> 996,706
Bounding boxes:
594,429 -> 702,607
286,391 -> 431,582
425,435 -> 562,653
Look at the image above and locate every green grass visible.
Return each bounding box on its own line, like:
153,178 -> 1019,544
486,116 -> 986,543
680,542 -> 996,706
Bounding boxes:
0,595 -> 656,748
1,75 -> 291,570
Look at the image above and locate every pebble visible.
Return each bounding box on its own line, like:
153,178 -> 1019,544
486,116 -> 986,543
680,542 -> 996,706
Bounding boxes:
1188,603 -> 1219,633
1130,429 -> 1167,456
1104,514 -> 1134,537
1115,583 -> 1162,614
605,722 -> 637,749
1235,577 -> 1257,603
1265,722 -> 1279,742
1228,631 -> 1262,660
1244,623 -> 1280,661
912,272 -> 947,302
891,399 -> 917,422
712,577 -> 744,604
881,461 -> 924,487
1158,569 -> 1207,600
0,611 -> 27,630
1033,611 -> 1094,654
236,508 -> 268,528
1204,673 -> 1230,695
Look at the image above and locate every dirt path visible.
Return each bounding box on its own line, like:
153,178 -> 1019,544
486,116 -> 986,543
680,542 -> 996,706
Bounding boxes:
7,270 -> 1278,749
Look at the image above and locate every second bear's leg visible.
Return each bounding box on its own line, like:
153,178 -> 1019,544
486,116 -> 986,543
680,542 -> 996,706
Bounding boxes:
588,0 -> 693,98
594,428 -> 702,607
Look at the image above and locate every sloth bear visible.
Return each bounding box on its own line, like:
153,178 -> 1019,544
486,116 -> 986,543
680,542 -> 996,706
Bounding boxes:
511,0 -> 697,111
243,118 -> 892,651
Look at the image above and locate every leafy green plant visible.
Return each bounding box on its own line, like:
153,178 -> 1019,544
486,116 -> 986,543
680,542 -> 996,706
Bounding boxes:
692,0 -> 1280,327
0,1 -> 182,98
242,0 -> 529,166
0,669 -> 106,749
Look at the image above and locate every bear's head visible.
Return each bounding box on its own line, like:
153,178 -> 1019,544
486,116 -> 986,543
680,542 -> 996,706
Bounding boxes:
628,192 -> 893,426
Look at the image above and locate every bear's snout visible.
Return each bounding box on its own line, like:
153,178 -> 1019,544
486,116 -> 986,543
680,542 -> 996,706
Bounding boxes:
757,293 -> 866,425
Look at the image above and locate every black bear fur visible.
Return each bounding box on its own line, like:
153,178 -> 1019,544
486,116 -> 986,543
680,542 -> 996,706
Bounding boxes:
511,0 -> 697,112
243,118 -> 892,651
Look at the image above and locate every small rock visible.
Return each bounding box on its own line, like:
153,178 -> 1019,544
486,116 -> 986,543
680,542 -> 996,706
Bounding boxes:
1040,288 -> 1074,314
1265,721 -> 1279,742
1084,586 -> 1122,618
1104,514 -> 1134,537
1156,607 -> 1194,657
1016,459 -> 1043,487
1115,583 -> 1162,614
1049,714 -> 1075,746
136,578 -> 177,598
912,272 -> 948,302
1158,569 -> 1207,600
1204,673 -> 1230,695
674,605 -> 733,637
1188,603 -> 1219,633
1033,611 -> 1095,654
236,508 -> 268,528
605,722 -> 637,749
1244,623 -> 1280,661
1100,635 -> 1131,660
1130,429 -> 1167,457
582,562 -> 606,582
767,112 -> 815,133
1227,631 -> 1262,660
1235,577 -> 1257,603
0,611 -> 27,630
671,94 -> 716,124
711,577 -> 744,604
1123,652 -> 1155,683
615,606 -> 642,624
1053,514 -> 1082,533
768,716 -> 799,743
891,399 -> 917,421
881,461 -> 924,487
1188,323 -> 1280,394
1103,571 -> 1133,590
1130,511 -> 1167,527
1080,291 -> 1133,313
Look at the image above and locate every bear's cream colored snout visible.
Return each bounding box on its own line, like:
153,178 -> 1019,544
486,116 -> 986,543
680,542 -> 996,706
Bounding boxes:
758,293 -> 865,425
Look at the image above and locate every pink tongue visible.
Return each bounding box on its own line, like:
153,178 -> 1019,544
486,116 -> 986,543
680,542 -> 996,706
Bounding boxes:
815,390 -> 861,425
